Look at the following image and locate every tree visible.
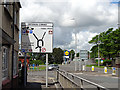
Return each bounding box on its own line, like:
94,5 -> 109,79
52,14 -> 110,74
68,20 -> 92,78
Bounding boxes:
89,28 -> 120,59
70,49 -> 75,60
52,48 -> 64,64
76,53 -> 79,57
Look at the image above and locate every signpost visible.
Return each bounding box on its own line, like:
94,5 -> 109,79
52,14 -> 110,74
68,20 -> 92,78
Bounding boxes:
21,22 -> 53,87
64,50 -> 70,64
101,60 -> 103,64
21,22 -> 53,53
80,50 -> 88,60
112,67 -> 116,75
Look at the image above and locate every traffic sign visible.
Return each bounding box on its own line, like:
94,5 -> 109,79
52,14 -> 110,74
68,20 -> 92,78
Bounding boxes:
21,22 -> 53,53
64,50 -> 70,56
42,48 -> 46,52
101,60 -> 103,63
112,67 -> 116,75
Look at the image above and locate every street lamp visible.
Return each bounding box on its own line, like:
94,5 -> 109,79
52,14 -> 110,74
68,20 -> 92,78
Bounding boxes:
70,18 -> 77,71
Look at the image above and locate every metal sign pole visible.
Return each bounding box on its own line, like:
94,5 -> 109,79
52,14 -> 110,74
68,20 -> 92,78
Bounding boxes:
24,52 -> 27,87
46,54 -> 48,87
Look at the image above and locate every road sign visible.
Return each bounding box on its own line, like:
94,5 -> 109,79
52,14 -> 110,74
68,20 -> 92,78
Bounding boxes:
80,50 -> 88,60
21,22 -> 53,53
101,60 -> 103,63
64,50 -> 70,56
112,67 -> 116,75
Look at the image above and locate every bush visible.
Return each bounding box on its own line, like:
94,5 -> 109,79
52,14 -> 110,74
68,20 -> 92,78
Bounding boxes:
95,59 -> 112,66
29,60 -> 44,65
103,59 -> 112,66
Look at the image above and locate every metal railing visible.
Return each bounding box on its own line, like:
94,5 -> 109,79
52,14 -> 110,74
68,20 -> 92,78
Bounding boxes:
56,69 -> 109,90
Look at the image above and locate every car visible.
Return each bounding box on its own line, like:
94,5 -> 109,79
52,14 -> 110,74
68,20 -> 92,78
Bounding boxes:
48,64 -> 59,71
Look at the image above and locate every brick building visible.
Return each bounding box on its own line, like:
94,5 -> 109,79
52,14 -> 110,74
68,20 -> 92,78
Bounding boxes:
0,1 -> 21,89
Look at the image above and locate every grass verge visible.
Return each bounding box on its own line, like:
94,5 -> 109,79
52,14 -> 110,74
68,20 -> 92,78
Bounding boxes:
28,66 -> 46,71
86,65 -> 112,69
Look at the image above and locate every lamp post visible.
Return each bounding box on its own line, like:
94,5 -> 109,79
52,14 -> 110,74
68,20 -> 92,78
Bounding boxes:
70,18 -> 77,71
75,32 -> 77,71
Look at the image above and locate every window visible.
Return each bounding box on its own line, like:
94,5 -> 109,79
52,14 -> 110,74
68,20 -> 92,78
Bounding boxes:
2,46 -> 9,80
14,10 -> 17,24
13,51 -> 18,75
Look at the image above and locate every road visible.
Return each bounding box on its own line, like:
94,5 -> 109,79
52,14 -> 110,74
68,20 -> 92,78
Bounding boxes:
59,64 -> 119,89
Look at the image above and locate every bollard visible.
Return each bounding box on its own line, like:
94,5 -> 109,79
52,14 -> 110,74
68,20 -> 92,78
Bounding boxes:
91,66 -> 94,72
82,65 -> 86,71
112,67 -> 116,75
104,67 -> 107,73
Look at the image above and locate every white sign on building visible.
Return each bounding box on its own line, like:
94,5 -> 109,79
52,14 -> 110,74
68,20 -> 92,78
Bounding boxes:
21,22 -> 53,53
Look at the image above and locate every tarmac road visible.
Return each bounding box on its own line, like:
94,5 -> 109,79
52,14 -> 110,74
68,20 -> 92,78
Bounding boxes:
59,64 -> 119,90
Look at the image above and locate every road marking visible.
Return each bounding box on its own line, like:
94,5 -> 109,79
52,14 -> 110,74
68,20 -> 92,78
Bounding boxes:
111,77 -> 118,79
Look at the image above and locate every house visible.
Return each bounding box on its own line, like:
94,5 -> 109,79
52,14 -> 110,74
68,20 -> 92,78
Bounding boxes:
0,1 -> 21,89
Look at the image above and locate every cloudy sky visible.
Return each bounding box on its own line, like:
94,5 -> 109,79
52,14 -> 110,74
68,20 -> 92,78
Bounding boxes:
20,0 -> 119,52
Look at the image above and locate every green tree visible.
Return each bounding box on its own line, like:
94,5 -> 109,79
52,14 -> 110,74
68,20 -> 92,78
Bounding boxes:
70,49 -> 75,60
76,53 -> 79,57
89,28 -> 120,59
52,48 -> 64,64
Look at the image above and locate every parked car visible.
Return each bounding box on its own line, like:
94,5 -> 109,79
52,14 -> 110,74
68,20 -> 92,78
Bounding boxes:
48,64 -> 59,70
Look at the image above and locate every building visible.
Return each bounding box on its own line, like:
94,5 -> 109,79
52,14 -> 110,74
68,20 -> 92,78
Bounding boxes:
0,1 -> 21,89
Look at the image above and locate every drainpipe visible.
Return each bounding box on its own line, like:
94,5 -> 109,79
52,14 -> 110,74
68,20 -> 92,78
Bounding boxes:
11,2 -> 15,89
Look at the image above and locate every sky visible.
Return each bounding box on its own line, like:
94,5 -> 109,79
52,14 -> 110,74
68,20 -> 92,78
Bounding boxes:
20,0 -> 119,52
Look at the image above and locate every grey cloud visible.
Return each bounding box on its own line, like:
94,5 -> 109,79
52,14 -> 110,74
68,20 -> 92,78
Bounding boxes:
20,0 -> 118,51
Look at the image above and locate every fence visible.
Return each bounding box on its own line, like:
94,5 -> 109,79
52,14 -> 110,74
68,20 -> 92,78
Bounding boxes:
56,69 -> 109,90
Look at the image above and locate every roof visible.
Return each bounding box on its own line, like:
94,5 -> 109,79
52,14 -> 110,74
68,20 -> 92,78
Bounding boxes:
17,2 -> 22,8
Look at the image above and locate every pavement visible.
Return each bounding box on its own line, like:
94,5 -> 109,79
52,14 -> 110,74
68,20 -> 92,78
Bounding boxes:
19,70 -> 62,90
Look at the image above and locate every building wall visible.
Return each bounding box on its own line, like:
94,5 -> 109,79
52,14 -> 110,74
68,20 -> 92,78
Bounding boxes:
2,4 -> 12,83
0,1 -> 2,89
1,2 -> 21,89
2,3 -> 13,37
0,50 -> 2,90
0,3 -> 2,28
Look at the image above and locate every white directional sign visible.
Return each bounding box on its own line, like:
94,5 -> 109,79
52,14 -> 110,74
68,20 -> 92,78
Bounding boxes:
21,22 -> 53,53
